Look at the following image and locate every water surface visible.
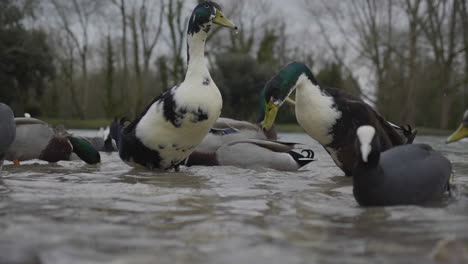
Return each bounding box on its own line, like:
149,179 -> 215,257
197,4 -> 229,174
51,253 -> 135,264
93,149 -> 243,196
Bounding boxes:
1,133 -> 467,264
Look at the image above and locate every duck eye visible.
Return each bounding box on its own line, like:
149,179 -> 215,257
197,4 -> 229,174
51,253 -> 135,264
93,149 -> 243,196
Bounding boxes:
204,4 -> 209,8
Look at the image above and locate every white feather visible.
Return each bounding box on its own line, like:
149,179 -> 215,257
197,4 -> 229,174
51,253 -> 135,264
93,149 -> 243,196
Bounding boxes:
295,74 -> 342,145
357,125 -> 375,162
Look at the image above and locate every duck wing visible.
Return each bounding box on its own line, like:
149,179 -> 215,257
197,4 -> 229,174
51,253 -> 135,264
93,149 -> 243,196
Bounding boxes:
227,139 -> 296,153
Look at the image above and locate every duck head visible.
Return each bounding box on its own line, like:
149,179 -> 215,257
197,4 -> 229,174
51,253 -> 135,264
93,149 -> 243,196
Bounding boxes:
446,109 -> 468,143
356,125 -> 381,166
261,62 -> 318,129
188,1 -> 237,36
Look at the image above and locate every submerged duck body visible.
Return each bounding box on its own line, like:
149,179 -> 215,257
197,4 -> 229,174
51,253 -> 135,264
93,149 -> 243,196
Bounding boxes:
112,2 -> 237,170
353,126 -> 451,206
0,103 -> 16,168
5,118 -> 100,164
187,139 -> 315,171
262,62 -> 416,176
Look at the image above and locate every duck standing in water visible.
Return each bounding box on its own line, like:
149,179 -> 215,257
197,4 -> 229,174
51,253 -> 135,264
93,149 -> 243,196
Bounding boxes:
262,62 -> 416,176
353,125 -> 451,206
0,104 -> 16,169
112,2 -> 237,170
446,109 -> 468,143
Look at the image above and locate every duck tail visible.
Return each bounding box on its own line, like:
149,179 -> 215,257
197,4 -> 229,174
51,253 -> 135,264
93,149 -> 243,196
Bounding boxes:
288,149 -> 315,168
68,136 -> 101,164
110,117 -> 127,146
399,124 -> 418,144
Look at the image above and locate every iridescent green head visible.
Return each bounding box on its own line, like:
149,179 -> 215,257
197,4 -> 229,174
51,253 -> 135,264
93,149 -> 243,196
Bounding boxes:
188,1 -> 237,35
262,62 -> 318,129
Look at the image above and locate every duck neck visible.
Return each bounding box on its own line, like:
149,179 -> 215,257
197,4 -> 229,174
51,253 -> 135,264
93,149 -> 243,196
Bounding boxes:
294,73 -> 340,145
185,31 -> 209,79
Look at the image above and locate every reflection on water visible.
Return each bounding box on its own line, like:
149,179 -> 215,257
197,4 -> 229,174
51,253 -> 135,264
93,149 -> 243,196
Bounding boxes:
0,133 -> 467,264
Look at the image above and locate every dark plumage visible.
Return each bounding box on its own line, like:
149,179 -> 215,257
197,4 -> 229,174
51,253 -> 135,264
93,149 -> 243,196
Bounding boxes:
353,125 -> 452,206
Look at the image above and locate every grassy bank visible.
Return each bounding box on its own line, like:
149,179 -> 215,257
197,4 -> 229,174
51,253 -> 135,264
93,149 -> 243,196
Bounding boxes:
38,118 -> 454,136
40,118 -> 112,130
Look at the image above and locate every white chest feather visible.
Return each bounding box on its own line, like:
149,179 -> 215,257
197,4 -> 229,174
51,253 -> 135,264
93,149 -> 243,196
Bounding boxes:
294,74 -> 342,145
135,73 -> 222,168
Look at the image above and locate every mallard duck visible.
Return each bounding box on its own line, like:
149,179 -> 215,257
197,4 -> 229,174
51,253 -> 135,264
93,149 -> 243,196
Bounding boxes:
196,90 -> 280,152
353,125 -> 451,206
112,1 -> 237,170
446,109 -> 468,143
262,62 -> 416,176
0,103 -> 15,168
5,118 -> 100,164
186,139 -> 315,171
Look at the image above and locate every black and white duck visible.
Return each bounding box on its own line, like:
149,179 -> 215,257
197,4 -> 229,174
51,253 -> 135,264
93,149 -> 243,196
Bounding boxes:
353,125 -> 451,206
446,109 -> 468,143
0,103 -> 15,169
5,117 -> 100,165
111,1 -> 237,170
262,62 -> 416,176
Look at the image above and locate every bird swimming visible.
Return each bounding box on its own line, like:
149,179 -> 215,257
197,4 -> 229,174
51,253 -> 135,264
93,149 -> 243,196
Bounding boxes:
111,2 -> 237,170
0,103 -> 16,169
186,139 -> 315,171
262,62 -> 416,176
5,117 -> 100,165
353,125 -> 452,206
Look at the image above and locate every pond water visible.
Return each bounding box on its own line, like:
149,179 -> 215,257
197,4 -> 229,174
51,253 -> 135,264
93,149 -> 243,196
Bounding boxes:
1,132 -> 467,264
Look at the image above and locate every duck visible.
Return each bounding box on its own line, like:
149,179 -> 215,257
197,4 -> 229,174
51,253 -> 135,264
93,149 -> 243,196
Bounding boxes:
446,109 -> 468,143
5,117 -> 100,164
195,89 -> 281,153
111,1 -> 237,170
186,139 -> 315,171
353,125 -> 451,206
0,103 -> 16,168
86,127 -> 117,152
261,62 -> 417,176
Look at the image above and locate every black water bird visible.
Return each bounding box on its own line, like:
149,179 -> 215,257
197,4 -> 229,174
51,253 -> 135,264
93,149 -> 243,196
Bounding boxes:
352,125 -> 451,206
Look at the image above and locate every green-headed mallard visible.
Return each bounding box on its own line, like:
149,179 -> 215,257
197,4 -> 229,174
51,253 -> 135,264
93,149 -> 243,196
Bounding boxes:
0,103 -> 15,168
353,125 -> 451,206
5,118 -> 100,164
186,139 -> 315,171
446,109 -> 468,143
262,62 -> 416,176
111,1 -> 237,170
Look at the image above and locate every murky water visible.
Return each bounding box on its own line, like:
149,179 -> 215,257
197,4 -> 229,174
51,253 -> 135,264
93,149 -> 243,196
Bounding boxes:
1,132 -> 467,264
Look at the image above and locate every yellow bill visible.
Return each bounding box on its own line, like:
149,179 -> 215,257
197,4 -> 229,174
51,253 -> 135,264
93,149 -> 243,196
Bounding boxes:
446,124 -> 468,143
213,10 -> 237,29
285,97 -> 296,106
262,101 -> 279,130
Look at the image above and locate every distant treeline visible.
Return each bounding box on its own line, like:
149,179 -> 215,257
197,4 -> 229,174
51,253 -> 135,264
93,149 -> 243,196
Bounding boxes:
0,0 -> 466,129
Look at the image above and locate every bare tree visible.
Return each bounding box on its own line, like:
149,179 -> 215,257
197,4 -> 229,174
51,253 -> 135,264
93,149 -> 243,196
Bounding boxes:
50,0 -> 101,118
417,0 -> 463,128
165,0 -> 188,83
